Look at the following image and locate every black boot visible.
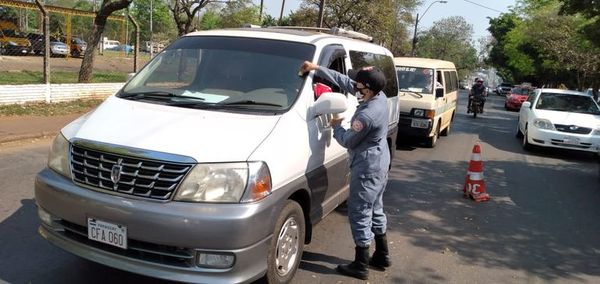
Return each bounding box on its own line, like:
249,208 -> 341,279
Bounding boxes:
369,233 -> 391,270
336,246 -> 369,280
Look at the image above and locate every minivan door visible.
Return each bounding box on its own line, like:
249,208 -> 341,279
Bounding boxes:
305,45 -> 352,221
434,70 -> 446,132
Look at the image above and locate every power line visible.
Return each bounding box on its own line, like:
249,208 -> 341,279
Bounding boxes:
463,0 -> 503,13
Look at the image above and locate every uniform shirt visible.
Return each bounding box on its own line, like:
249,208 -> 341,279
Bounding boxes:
315,67 -> 391,176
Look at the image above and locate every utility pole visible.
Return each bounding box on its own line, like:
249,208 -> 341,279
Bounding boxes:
317,0 -> 326,28
279,0 -> 286,25
150,0 -> 153,58
411,0 -> 447,57
259,0 -> 264,22
411,13 -> 419,57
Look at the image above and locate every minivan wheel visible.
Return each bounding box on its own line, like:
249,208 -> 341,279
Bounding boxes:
425,123 -> 440,148
441,120 -> 451,136
266,200 -> 305,284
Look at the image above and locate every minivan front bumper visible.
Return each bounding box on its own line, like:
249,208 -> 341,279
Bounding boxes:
35,168 -> 281,284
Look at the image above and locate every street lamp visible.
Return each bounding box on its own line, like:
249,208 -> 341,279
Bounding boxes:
411,0 -> 447,57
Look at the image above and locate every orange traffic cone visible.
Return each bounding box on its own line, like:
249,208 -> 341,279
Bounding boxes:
463,143 -> 490,202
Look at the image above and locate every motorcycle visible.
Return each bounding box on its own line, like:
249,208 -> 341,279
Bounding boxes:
469,95 -> 485,118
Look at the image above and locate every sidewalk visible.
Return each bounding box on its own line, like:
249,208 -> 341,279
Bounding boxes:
0,114 -> 82,144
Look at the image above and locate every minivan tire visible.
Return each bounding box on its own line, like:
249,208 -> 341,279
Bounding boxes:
425,122 -> 440,148
266,200 -> 305,284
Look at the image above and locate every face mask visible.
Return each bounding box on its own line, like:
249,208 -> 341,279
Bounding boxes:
355,91 -> 365,101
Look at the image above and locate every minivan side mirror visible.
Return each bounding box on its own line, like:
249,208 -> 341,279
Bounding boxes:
435,88 -> 444,98
522,101 -> 532,109
310,92 -> 348,118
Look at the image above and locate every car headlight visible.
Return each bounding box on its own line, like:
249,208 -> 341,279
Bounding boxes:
48,134 -> 72,178
174,161 -> 271,203
533,118 -> 555,130
8,41 -> 18,46
593,126 -> 600,136
412,108 -> 435,119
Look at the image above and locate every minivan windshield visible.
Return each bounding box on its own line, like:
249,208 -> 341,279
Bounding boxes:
396,66 -> 434,94
121,36 -> 315,112
536,93 -> 600,115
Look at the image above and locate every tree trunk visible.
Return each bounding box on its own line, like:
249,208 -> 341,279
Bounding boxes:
78,0 -> 133,83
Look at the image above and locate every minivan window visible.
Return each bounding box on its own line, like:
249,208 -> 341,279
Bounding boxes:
396,66 -> 434,94
121,36 -> 315,112
349,51 -> 398,98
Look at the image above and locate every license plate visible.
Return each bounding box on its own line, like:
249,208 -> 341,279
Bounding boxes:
411,118 -> 429,129
563,137 -> 579,145
88,218 -> 127,249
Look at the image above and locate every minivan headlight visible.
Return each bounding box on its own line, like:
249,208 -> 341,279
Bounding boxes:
412,108 -> 435,119
175,161 -> 271,203
533,118 -> 555,130
48,134 -> 72,178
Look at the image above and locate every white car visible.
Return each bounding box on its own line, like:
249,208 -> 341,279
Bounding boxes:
517,88 -> 600,153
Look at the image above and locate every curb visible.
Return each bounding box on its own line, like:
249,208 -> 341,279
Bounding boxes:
0,131 -> 57,144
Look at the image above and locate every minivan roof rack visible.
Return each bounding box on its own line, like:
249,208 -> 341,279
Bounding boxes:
246,25 -> 374,42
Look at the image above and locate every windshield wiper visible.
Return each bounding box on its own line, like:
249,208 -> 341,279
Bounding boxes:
221,100 -> 282,107
119,91 -> 205,101
399,89 -> 423,98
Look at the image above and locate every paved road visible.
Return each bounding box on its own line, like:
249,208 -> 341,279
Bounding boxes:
1,92 -> 599,283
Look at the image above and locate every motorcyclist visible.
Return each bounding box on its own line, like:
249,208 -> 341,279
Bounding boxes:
467,78 -> 487,113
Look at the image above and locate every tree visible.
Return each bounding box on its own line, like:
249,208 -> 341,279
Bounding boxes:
170,0 -> 224,36
416,16 -> 478,78
560,0 -> 600,47
487,13 -> 522,83
292,0 -> 419,55
130,0 -> 176,42
199,9 -> 221,30
78,0 -> 133,83
218,0 -> 260,28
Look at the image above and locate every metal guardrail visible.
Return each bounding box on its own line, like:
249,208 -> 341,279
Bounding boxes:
0,82 -> 124,105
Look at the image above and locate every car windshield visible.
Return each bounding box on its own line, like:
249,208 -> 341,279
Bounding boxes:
121,36 -> 315,112
396,66 -> 434,94
536,93 -> 600,114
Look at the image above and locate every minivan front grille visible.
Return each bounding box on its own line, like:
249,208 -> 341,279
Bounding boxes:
554,124 -> 592,134
70,145 -> 192,200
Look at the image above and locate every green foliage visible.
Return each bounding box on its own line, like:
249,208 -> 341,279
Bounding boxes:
487,0 -> 600,89
294,0 -> 419,55
199,10 -> 221,30
130,0 -> 176,42
416,16 -> 478,79
218,0 -> 260,28
559,0 -> 600,47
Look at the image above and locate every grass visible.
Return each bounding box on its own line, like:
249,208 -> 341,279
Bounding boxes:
0,70 -> 127,84
0,98 -> 104,116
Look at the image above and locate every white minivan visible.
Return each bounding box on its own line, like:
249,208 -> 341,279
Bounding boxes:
394,57 -> 459,147
35,27 -> 399,283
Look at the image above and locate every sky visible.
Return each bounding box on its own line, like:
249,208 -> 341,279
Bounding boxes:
258,0 -> 517,41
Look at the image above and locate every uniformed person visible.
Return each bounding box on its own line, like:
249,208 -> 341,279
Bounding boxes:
300,61 -> 392,280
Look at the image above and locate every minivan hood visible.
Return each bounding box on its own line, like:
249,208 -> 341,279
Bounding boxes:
535,109 -> 600,128
398,91 -> 435,112
62,96 -> 280,162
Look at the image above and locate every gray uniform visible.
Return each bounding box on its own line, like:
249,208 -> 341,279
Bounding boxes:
315,67 -> 390,248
